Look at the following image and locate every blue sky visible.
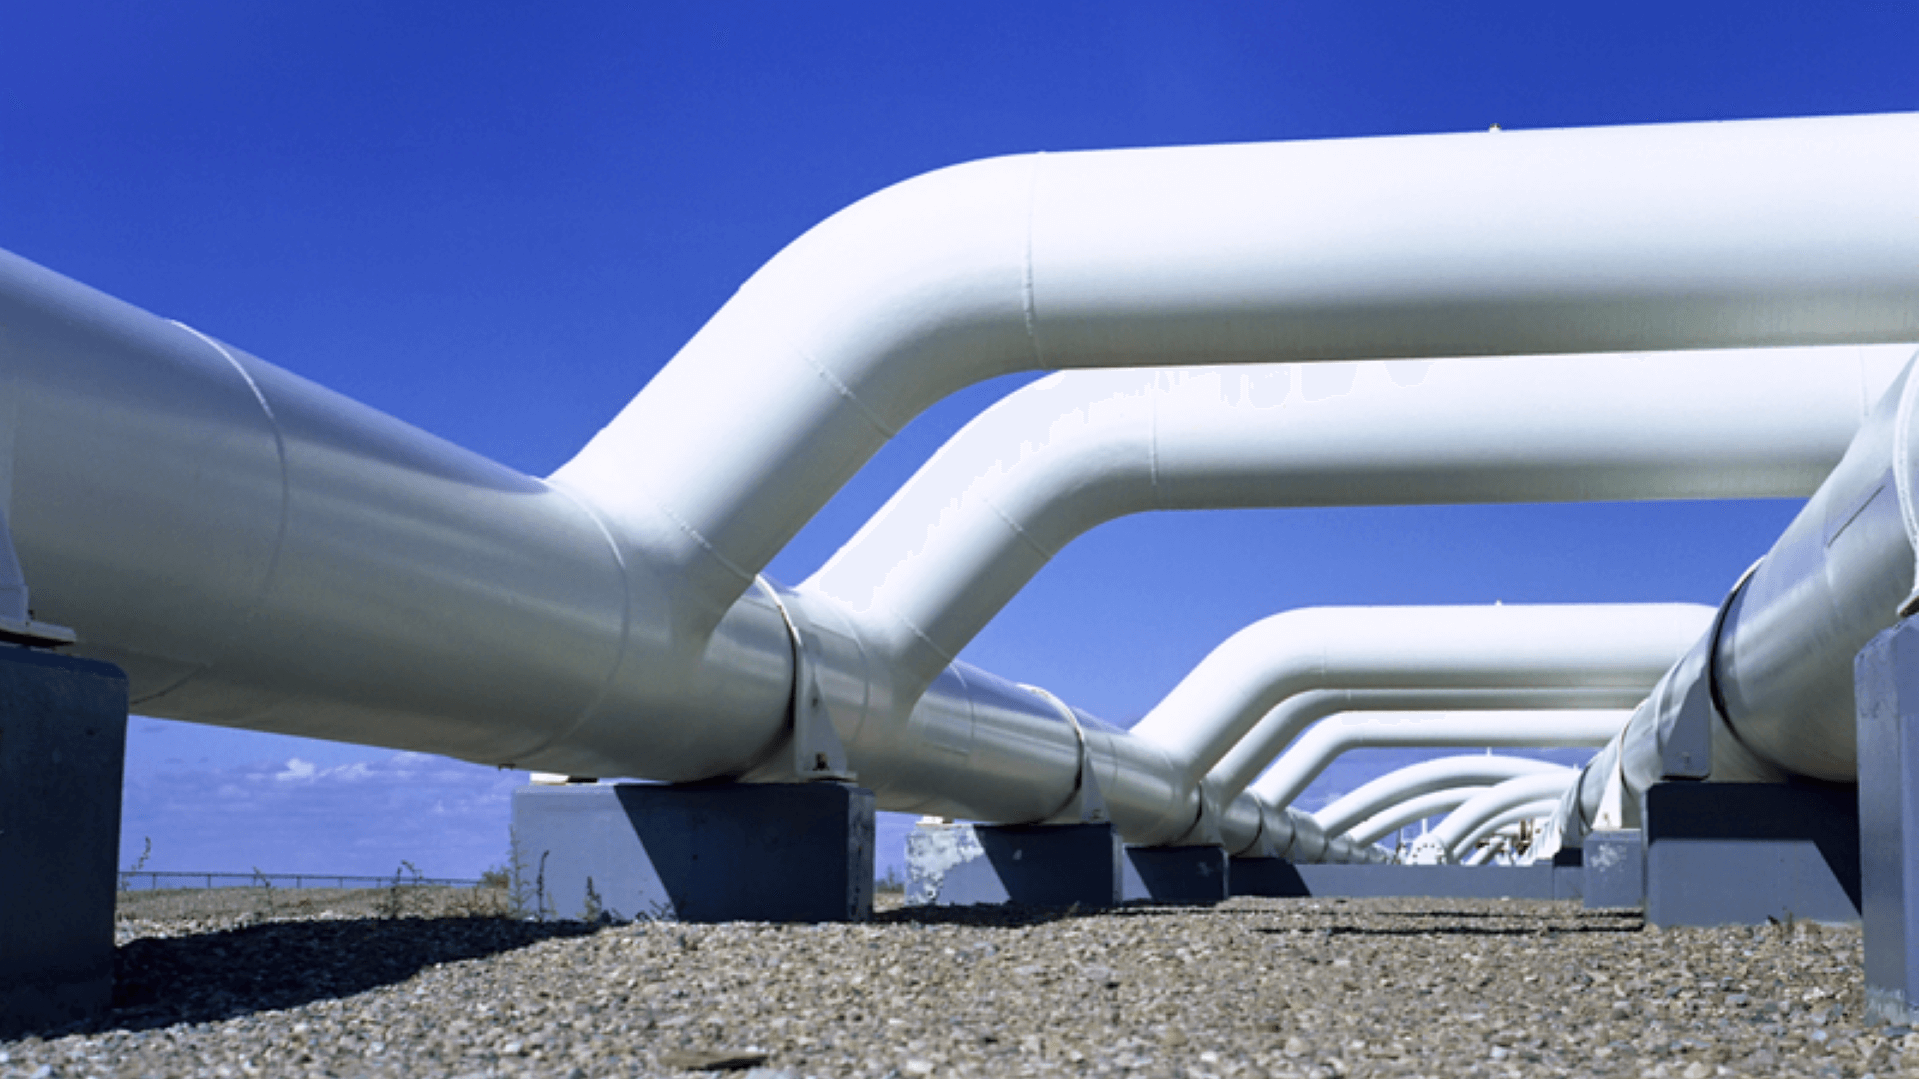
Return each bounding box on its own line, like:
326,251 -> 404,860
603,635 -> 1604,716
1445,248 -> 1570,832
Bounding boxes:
3,4 -> 1914,878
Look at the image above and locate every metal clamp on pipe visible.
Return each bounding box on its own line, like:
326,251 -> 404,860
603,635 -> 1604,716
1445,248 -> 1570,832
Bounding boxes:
1020,683 -> 1110,824
754,577 -> 853,782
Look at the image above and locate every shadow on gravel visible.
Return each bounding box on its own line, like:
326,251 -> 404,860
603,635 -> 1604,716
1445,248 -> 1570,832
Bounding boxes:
82,917 -> 599,1036
875,901 -> 1245,927
1258,921 -> 1644,938
876,905 -> 1096,928
1367,907 -> 1642,922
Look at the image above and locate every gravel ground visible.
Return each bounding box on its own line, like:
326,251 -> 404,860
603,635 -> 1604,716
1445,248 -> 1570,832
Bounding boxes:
0,889 -> 1902,1078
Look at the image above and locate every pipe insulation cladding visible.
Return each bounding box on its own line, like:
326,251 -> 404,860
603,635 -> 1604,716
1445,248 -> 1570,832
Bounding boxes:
1348,789 -> 1492,849
1414,773 -> 1576,863
558,111 -> 1919,638
1310,754 -> 1580,838
802,352 -> 1904,705
1214,692 -> 1637,807
2,112 -> 1917,852
1557,348 -> 1919,846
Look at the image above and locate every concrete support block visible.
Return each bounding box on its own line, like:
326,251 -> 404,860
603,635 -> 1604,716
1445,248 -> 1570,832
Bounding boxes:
1295,864 -> 1558,899
1550,847 -> 1584,901
907,822 -> 1120,909
1232,861 -> 1560,899
510,782 -> 874,923
1582,829 -> 1645,910
1122,845 -> 1228,904
1856,620 -> 1919,1023
0,647 -> 128,1038
1229,856 -> 1309,897
1643,781 -> 1858,928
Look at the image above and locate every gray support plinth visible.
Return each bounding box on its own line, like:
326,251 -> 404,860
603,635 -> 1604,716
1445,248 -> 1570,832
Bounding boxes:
1856,619 -> 1919,1023
1583,829 -> 1645,910
1643,782 -> 1859,928
510,782 -> 874,923
1229,856 -> 1308,897
1550,847 -> 1584,901
907,822 -> 1121,909
1233,861 -> 1560,899
1122,846 -> 1229,904
0,647 -> 129,1037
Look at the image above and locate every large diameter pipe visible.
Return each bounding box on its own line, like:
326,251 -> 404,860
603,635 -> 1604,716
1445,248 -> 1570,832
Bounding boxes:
1311,756 -> 1575,838
17,112 -> 1919,793
1,250 -> 797,779
15,113 -> 1919,822
804,352 -> 1901,700
1455,801 -> 1564,861
1348,789 -> 1490,849
1233,700 -> 1632,809
1560,351 -> 1919,844
1125,604 -> 1708,805
1416,773 -> 1576,863
557,112 -> 1919,639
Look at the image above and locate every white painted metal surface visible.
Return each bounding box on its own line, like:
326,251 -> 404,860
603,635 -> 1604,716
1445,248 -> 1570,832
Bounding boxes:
1237,704 -> 1630,811
1455,802 -> 1563,862
1128,604 -> 1706,804
1311,756 -> 1575,837
9,111 -> 1919,865
1347,788 -> 1489,849
559,111 -> 1919,645
1416,773 -> 1575,863
1557,349 -> 1919,846
805,353 -> 1900,702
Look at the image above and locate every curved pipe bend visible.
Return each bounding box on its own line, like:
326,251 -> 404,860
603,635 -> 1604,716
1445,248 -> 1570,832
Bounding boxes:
803,352 -> 1901,704
1124,603 -> 1707,833
1415,773 -> 1576,863
1226,699 -> 1631,811
1348,788 -> 1491,849
1556,348 -> 1919,848
559,112 -> 1919,641
1311,755 -> 1576,838
13,112 -> 1919,815
1455,800 -> 1564,861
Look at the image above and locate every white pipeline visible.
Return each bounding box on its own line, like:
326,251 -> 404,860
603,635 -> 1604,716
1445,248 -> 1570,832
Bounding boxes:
1558,349 -> 1919,845
1234,703 -> 1630,811
1311,756 -> 1576,838
1348,789 -> 1490,849
7,112 -> 1919,853
805,353 -> 1900,702
1417,774 -> 1575,863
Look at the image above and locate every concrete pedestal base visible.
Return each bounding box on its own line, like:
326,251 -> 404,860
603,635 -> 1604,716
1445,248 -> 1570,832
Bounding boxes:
1122,846 -> 1228,904
1230,860 -> 1572,899
907,822 -> 1121,909
1229,856 -> 1308,897
510,782 -> 874,923
1643,782 -> 1858,928
0,647 -> 128,1037
1856,620 -> 1919,1022
1550,847 -> 1584,902
1583,829 -> 1645,910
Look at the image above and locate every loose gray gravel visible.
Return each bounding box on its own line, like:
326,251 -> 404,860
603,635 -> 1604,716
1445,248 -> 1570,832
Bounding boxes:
0,888 -> 1903,1077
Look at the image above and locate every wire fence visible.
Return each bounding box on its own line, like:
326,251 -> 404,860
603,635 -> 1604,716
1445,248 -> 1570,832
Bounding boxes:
118,871 -> 484,892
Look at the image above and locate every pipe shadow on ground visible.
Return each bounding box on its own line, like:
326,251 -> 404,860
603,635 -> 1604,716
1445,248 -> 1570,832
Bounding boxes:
82,917 -> 599,1037
1256,922 -> 1644,938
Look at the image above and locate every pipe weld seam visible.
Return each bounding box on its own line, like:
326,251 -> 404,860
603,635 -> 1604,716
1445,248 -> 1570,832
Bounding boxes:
646,494 -> 756,585
503,480 -> 642,767
981,491 -> 1057,560
1018,152 -> 1045,369
797,343 -> 899,438
165,319 -> 293,636
883,606 -> 959,669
